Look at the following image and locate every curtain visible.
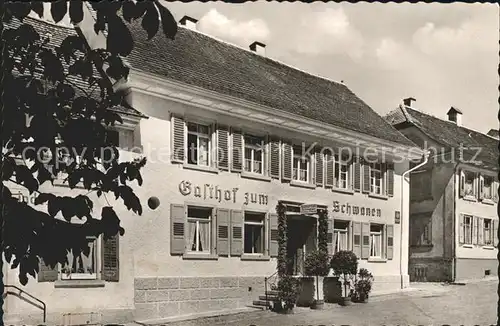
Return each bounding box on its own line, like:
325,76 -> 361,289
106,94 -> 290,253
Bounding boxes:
199,138 -> 209,166
339,231 -> 348,251
371,234 -> 381,257
199,222 -> 210,252
334,231 -> 339,253
188,221 -> 196,251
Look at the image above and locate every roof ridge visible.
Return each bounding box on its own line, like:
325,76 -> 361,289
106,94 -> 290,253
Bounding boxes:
177,24 -> 347,88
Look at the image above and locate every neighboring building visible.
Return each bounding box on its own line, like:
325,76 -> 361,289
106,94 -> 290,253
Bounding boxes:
386,98 -> 499,283
4,10 -> 423,325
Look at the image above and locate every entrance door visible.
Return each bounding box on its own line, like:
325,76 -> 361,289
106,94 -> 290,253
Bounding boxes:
286,216 -> 317,275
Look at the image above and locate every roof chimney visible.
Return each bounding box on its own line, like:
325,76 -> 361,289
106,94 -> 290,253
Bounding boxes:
179,16 -> 198,30
403,97 -> 416,109
487,129 -> 499,139
249,41 -> 266,56
447,107 -> 463,126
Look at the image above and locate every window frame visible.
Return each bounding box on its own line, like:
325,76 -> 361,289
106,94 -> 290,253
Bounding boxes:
483,218 -> 493,246
482,175 -> 494,201
334,155 -> 350,190
292,146 -> 311,183
463,171 -> 477,199
186,122 -> 211,167
243,211 -> 266,255
243,134 -> 265,175
369,224 -> 384,258
333,220 -> 350,253
369,162 -> 384,195
186,206 -> 213,254
463,215 -> 473,245
60,236 -> 99,281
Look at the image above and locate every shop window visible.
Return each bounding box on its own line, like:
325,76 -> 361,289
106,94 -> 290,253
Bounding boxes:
333,220 -> 350,253
463,215 -> 473,245
187,122 -> 210,167
334,155 -> 350,190
244,134 -> 264,174
244,212 -> 265,254
61,237 -> 98,280
370,224 -> 384,258
187,206 -> 212,253
292,145 -> 310,183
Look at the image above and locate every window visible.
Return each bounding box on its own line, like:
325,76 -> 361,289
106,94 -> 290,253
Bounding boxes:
482,175 -> 493,200
484,218 -> 493,246
292,145 -> 310,182
463,215 -> 473,244
244,212 -> 265,254
187,206 -> 212,253
61,237 -> 98,280
187,122 -> 210,166
463,171 -> 476,198
334,155 -> 350,189
333,221 -> 350,253
370,224 -> 383,258
410,215 -> 432,246
370,163 -> 383,195
244,134 -> 264,174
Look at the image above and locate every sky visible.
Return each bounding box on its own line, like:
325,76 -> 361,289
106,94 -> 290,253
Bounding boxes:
161,2 -> 499,134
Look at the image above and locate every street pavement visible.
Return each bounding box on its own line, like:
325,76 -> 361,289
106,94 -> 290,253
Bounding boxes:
213,279 -> 498,326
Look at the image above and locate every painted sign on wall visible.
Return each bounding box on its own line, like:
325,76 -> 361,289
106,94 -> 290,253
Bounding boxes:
333,201 -> 382,218
178,180 -> 268,206
300,204 -> 317,215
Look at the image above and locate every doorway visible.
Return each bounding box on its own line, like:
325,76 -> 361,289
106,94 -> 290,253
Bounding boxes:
286,215 -> 317,275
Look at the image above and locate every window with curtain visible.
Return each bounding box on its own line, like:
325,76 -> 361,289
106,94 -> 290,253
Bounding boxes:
370,163 -> 383,195
484,218 -> 493,245
483,176 -> 493,200
334,155 -> 349,189
463,171 -> 476,197
187,206 -> 212,253
333,220 -> 349,253
244,212 -> 265,254
61,237 -> 98,280
292,145 -> 310,182
244,134 -> 264,174
463,215 -> 473,244
370,224 -> 383,258
187,122 -> 210,166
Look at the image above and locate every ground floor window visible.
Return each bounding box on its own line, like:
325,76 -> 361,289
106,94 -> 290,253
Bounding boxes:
187,206 -> 212,253
61,237 -> 98,280
370,224 -> 383,258
333,220 -> 350,253
244,212 -> 265,254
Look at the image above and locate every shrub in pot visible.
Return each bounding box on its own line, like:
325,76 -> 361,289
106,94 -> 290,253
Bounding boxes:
304,250 -> 329,310
329,250 -> 358,306
353,268 -> 374,303
275,275 -> 300,313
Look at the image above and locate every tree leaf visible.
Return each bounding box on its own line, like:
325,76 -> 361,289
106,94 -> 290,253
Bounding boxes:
51,0 -> 68,24
69,0 -> 84,24
156,1 -> 178,40
141,2 -> 159,40
34,193 -> 55,206
8,3 -> 31,21
31,2 -> 44,18
122,0 -> 136,22
107,15 -> 134,56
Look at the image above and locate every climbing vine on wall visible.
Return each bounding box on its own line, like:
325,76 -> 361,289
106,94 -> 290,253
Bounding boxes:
318,209 -> 329,255
276,202 -> 288,277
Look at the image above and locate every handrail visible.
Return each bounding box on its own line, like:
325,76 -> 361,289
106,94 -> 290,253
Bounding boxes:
5,284 -> 46,323
264,270 -> 279,310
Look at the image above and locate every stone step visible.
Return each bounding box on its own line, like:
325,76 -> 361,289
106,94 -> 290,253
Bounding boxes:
246,304 -> 268,311
265,290 -> 279,296
259,295 -> 278,301
252,300 -> 272,307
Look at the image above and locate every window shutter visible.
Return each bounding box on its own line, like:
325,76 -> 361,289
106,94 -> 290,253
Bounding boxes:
493,181 -> 499,203
229,210 -> 243,256
102,234 -> 119,282
170,204 -> 186,255
217,126 -> 229,170
386,225 -> 394,260
352,222 -> 361,259
269,138 -> 281,179
478,174 -> 484,200
282,143 -> 292,181
38,258 -> 58,282
231,129 -> 243,172
214,208 -> 230,256
362,159 -> 370,193
171,115 -> 185,163
353,157 -> 361,192
269,213 -> 279,257
327,218 -> 334,256
386,163 -> 395,197
325,152 -> 334,187
494,220 -> 499,247
458,214 -> 464,244
472,216 -> 478,245
459,170 -> 465,198
477,217 -> 483,246
361,222 -> 370,259
315,149 -> 324,186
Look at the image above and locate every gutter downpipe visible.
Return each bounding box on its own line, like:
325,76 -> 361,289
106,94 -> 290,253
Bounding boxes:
400,150 -> 430,289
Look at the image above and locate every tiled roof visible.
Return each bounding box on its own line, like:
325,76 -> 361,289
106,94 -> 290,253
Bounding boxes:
5,17 -> 145,118
386,107 -> 498,170
122,20 -> 414,147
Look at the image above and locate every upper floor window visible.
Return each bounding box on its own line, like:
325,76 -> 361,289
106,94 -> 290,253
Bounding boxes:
370,163 -> 383,195
481,175 -> 494,201
461,170 -> 476,198
187,122 -> 210,167
244,134 -> 264,174
463,215 -> 473,245
334,155 -> 350,189
292,145 -> 310,183
483,218 -> 493,246
410,214 -> 432,247
187,206 -> 212,253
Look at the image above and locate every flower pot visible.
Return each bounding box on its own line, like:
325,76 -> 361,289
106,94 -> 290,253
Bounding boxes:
310,299 -> 325,310
358,293 -> 368,303
338,296 -> 352,306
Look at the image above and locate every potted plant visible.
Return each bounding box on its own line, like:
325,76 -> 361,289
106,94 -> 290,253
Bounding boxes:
352,268 -> 374,303
275,275 -> 300,314
304,250 -> 329,310
329,250 -> 358,306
